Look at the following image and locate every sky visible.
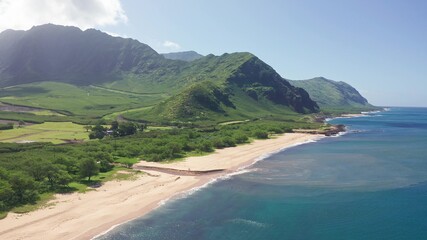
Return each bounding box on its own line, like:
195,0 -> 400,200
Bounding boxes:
0,0 -> 426,107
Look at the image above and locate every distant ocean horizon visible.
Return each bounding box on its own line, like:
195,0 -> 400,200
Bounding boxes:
98,107 -> 427,240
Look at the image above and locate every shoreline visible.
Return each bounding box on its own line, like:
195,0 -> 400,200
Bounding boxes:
0,133 -> 323,240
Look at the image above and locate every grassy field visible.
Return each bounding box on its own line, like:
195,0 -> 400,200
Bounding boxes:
31,110 -> 65,116
0,82 -> 167,119
102,106 -> 153,121
0,122 -> 89,144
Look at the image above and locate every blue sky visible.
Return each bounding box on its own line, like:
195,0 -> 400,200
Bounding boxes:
1,0 -> 426,107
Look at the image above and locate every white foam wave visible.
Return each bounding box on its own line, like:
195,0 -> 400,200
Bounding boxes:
361,110 -> 381,114
328,130 -> 348,138
157,137 -> 325,205
229,218 -> 268,228
91,221 -> 132,240
172,169 -> 258,202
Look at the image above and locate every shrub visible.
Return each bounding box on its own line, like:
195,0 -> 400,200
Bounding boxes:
253,130 -> 269,139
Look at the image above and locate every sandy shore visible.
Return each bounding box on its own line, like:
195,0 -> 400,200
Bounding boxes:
0,133 -> 322,240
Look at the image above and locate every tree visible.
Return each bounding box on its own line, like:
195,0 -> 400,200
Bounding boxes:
89,124 -> 106,139
198,141 -> 213,152
8,172 -> 38,204
54,157 -> 79,176
45,164 -> 72,189
0,180 -> 13,211
83,125 -> 91,132
233,133 -> 248,144
56,170 -> 73,187
99,160 -> 113,172
18,120 -> 25,128
117,122 -> 137,136
25,159 -> 48,181
110,121 -> 119,130
89,152 -> 113,172
253,130 -> 269,139
79,159 -> 99,181
120,158 -> 136,169
137,123 -> 146,131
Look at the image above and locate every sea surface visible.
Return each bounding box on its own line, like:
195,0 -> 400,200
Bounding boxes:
98,107 -> 427,240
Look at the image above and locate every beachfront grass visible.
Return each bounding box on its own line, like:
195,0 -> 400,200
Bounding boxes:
67,167 -> 142,194
94,167 -> 142,182
0,122 -> 88,144
11,193 -> 55,214
68,182 -> 91,193
114,157 -> 139,167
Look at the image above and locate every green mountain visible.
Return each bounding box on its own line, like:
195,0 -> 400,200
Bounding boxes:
289,77 -> 376,112
0,24 -> 179,87
161,51 -> 203,62
0,24 -> 319,123
126,53 -> 319,122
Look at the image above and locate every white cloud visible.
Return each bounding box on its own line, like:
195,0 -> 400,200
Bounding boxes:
0,0 -> 127,32
105,31 -> 128,38
163,40 -> 181,50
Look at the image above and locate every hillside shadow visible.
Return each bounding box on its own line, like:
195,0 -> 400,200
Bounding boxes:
0,86 -> 49,97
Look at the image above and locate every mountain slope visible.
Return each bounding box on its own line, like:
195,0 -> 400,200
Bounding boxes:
0,24 -> 180,87
289,77 -> 376,111
125,53 -> 319,122
0,24 -> 319,123
228,56 -> 319,113
161,51 -> 203,62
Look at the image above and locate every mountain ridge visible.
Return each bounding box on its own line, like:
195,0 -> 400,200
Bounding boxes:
161,51 -> 203,62
0,24 -> 375,123
289,77 -> 375,112
0,24 -> 177,87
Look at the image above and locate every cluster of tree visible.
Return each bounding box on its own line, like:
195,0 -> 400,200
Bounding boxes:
88,121 -> 145,139
0,144 -> 113,213
0,119 -> 297,213
0,157 -> 104,212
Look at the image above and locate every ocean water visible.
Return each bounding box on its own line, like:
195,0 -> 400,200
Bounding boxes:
98,107 -> 427,240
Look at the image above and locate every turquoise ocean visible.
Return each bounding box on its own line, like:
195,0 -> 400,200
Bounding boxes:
98,107 -> 427,240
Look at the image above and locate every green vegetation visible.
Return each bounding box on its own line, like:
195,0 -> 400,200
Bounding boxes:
0,24 -> 178,87
79,159 -> 99,181
0,110 -> 71,124
88,121 -> 143,139
290,77 -> 379,113
121,54 -> 319,124
114,157 -> 139,168
0,118 -> 321,214
0,123 -> 13,130
161,51 -> 204,62
0,122 -> 88,144
11,193 -> 54,214
0,82 -> 165,122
